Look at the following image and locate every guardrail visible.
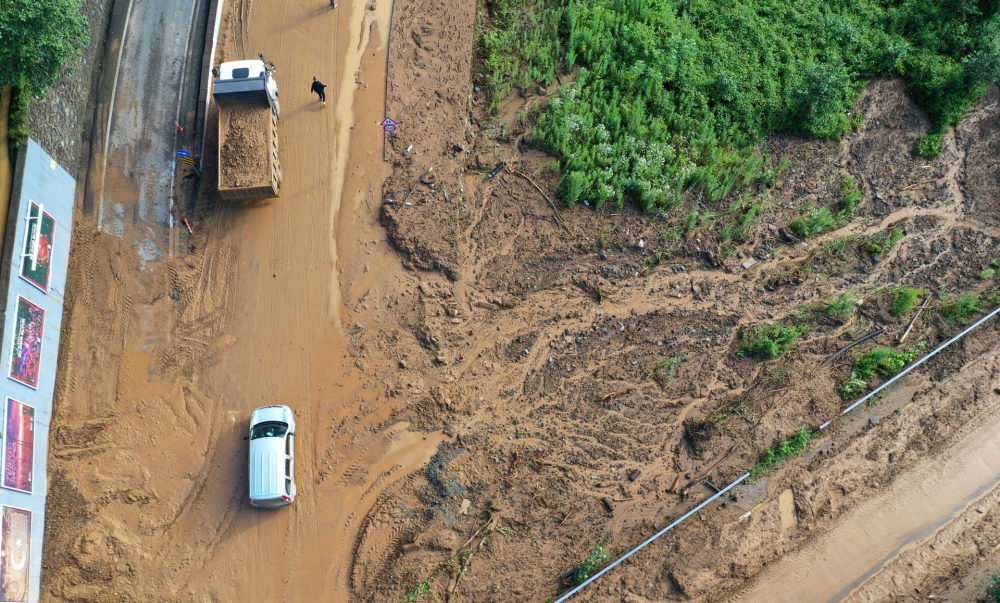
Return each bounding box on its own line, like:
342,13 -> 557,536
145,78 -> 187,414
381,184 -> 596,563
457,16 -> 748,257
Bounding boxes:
195,0 -> 226,168
554,304 -> 1000,602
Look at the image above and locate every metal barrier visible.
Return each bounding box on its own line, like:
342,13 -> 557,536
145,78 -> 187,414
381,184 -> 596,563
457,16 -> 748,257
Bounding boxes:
554,304 -> 1000,601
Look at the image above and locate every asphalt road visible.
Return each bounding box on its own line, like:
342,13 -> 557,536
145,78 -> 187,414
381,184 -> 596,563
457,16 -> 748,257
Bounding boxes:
89,0 -> 207,265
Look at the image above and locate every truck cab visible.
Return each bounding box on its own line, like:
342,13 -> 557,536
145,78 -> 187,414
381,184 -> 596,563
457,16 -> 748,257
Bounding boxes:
248,405 -> 296,508
214,58 -> 279,117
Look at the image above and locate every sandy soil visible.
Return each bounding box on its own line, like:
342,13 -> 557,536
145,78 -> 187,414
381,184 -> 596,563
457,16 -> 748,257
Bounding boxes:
39,0 -> 1000,600
219,103 -> 271,188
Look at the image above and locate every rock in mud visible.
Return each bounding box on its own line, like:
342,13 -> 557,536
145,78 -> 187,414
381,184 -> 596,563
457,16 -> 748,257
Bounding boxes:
601,497 -> 616,514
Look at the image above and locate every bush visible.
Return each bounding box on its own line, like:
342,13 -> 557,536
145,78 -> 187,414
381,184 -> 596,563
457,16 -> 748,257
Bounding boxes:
862,228 -> 904,257
989,575 -> 1000,602
790,207 -> 840,239
573,542 -> 610,585
7,85 -> 31,150
814,293 -> 858,316
481,0 -> 1000,214
940,293 -> 981,326
750,427 -> 813,477
980,268 -> 996,280
890,287 -> 925,317
739,325 -> 809,360
839,175 -> 862,215
838,346 -> 916,399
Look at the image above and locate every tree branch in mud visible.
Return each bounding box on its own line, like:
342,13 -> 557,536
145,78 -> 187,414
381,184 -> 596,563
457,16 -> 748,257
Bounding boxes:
818,327 -> 886,368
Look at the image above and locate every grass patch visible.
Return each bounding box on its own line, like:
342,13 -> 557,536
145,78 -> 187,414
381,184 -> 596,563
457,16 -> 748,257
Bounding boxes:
862,228 -> 904,258
980,268 -> 996,280
811,293 -> 858,316
573,542 -> 611,585
739,325 -> 809,360
988,575 -> 1000,602
838,346 -> 916,399
645,354 -> 690,386
890,287 -> 926,317
750,427 -> 814,477
940,293 -> 981,326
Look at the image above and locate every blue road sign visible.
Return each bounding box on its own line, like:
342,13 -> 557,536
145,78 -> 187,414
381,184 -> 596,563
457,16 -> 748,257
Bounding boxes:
383,125 -> 396,132
176,150 -> 191,158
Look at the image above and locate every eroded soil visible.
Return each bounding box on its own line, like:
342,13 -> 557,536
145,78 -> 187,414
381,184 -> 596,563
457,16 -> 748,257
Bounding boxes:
40,0 -> 1000,600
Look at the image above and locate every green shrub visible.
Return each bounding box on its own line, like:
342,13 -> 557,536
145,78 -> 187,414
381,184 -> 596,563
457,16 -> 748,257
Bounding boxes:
573,542 -> 611,585
481,0 -> 1000,214
838,346 -> 916,399
750,427 -> 813,477
988,575 -> 1000,602
862,228 -> 904,257
839,175 -> 862,215
940,293 -> 981,325
917,132 -> 943,158
890,287 -> 925,317
790,207 -> 839,239
813,293 -> 858,316
1,0 -> 89,93
7,85 -> 31,150
980,268 -> 996,280
739,325 -> 809,360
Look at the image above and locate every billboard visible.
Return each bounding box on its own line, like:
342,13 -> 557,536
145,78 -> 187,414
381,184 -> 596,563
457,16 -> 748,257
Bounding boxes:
2,400 -> 33,494
0,506 -> 29,602
18,202 -> 54,292
7,297 -> 43,390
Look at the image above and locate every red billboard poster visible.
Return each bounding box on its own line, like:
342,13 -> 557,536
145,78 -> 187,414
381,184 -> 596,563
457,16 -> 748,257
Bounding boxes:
0,506 -> 29,603
18,202 -> 55,292
7,297 -> 43,390
2,400 -> 33,493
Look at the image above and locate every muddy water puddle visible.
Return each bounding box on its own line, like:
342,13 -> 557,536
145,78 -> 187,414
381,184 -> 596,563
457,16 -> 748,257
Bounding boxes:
778,489 -> 796,535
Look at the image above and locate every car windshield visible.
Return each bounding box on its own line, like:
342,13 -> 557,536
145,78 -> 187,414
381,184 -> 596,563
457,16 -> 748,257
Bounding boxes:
250,421 -> 287,440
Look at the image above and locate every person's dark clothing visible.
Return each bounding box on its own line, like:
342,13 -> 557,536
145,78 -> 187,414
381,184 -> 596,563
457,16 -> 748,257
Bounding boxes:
311,80 -> 328,102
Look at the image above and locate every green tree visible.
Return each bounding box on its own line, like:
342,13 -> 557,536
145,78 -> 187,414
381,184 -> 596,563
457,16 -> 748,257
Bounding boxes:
793,61 -> 859,140
0,0 -> 89,94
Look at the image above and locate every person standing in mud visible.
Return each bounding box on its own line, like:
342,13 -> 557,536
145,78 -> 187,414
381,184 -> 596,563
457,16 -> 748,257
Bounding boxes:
311,77 -> 328,106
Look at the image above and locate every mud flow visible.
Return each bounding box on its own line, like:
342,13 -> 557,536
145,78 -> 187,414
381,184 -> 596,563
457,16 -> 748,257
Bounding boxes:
39,0 -> 1000,600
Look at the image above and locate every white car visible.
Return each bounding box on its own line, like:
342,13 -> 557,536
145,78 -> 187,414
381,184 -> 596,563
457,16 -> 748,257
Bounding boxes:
247,405 -> 296,508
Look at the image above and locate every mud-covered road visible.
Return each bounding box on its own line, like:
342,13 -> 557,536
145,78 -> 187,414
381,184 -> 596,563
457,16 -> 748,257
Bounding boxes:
42,0 -> 442,599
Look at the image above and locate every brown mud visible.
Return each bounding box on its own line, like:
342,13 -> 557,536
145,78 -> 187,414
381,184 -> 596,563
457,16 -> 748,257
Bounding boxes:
39,0 -> 1000,600
219,103 -> 271,188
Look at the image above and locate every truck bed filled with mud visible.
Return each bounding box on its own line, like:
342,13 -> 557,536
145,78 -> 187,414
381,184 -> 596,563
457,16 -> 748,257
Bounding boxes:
217,102 -> 279,199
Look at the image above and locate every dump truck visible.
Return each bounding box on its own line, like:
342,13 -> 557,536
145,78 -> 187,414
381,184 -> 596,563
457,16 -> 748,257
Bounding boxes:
213,55 -> 282,200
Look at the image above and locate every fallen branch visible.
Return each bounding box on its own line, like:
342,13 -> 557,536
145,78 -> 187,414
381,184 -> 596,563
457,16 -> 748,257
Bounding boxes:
401,167 -> 434,205
818,327 -> 885,367
901,178 -> 934,191
599,387 -> 634,403
513,170 -> 574,235
898,298 -> 930,344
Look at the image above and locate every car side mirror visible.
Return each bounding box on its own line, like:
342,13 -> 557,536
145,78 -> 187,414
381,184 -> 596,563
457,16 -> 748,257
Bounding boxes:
243,436 -> 249,441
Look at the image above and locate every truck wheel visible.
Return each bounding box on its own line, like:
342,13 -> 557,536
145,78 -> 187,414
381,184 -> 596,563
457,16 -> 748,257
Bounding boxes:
273,99 -> 281,118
